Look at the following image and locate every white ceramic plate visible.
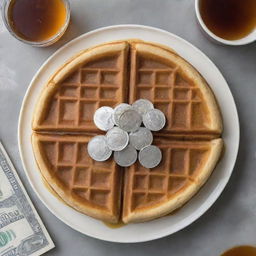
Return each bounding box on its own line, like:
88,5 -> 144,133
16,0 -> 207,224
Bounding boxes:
18,25 -> 239,243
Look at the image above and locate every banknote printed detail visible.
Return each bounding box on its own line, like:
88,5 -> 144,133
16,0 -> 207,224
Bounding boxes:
0,142 -> 54,256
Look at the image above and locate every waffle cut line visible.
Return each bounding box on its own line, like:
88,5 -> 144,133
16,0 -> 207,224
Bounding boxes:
31,40 -> 224,223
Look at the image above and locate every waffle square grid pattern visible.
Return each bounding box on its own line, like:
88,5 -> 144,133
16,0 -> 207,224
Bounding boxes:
60,64 -> 120,124
129,52 -> 209,132
125,141 -> 211,210
32,41 -> 223,223
37,135 -> 118,208
42,53 -> 126,131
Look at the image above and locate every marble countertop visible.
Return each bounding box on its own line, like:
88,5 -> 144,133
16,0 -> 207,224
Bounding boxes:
1,0 -> 256,255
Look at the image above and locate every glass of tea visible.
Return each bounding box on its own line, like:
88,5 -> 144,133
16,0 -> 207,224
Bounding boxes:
1,0 -> 70,47
195,0 -> 256,45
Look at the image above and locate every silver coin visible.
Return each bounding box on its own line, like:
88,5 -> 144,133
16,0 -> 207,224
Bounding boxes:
114,144 -> 138,167
113,103 -> 132,126
93,106 -> 114,131
106,127 -> 129,151
139,145 -> 162,169
129,127 -> 153,150
118,109 -> 142,132
87,135 -> 112,161
142,109 -> 166,131
132,99 -> 154,116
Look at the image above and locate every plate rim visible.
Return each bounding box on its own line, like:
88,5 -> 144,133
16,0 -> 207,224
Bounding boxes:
18,24 -> 240,243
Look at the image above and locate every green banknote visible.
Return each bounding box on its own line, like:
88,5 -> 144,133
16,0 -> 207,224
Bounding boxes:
0,142 -> 54,256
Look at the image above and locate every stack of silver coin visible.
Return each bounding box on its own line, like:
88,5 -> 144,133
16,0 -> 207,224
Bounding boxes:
87,99 -> 166,168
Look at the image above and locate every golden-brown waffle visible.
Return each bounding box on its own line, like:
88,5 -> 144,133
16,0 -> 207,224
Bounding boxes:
129,42 -> 222,136
32,133 -> 122,223
31,40 -> 224,224
122,138 -> 223,223
33,41 -> 128,132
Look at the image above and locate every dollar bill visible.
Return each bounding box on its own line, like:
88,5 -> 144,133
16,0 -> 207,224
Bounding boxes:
0,142 -> 54,256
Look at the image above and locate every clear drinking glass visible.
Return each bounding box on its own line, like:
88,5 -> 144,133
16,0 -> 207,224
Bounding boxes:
1,0 -> 70,47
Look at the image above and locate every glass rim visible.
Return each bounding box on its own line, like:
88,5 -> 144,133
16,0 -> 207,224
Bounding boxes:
1,0 -> 71,47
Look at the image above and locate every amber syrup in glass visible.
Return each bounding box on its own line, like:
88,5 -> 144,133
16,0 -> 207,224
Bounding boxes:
221,246 -> 256,256
8,0 -> 67,42
200,0 -> 256,40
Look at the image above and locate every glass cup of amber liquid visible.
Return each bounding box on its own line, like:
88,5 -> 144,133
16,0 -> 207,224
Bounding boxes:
195,0 -> 256,45
1,0 -> 70,47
